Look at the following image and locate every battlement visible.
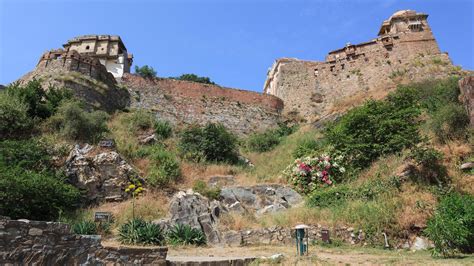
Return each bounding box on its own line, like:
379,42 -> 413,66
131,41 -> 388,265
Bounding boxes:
36,49 -> 117,85
263,10 -> 454,122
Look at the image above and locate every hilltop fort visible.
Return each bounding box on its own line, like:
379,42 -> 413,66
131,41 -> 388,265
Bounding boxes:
263,10 -> 462,122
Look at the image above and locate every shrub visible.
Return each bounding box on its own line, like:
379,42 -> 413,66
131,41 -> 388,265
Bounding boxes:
192,180 -> 221,200
326,97 -> 420,169
6,80 -> 72,120
72,221 -> 97,235
283,153 -> 346,194
119,218 -> 165,245
167,224 -> 206,246
124,109 -> 156,132
135,65 -> 157,79
178,123 -> 238,163
154,120 -> 172,140
0,139 -> 81,220
147,147 -> 181,186
292,138 -> 324,158
430,103 -> 469,143
246,123 -> 297,153
425,193 -> 474,257
171,73 -> 215,85
47,100 -> 109,143
0,92 -> 32,137
0,167 -> 81,220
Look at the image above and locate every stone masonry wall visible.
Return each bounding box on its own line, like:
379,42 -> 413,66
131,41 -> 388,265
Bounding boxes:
263,11 -> 464,122
122,74 -> 284,135
0,218 -> 167,265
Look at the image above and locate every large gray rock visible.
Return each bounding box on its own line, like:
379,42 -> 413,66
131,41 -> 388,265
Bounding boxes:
155,191 -> 223,244
220,184 -> 303,215
65,144 -> 141,203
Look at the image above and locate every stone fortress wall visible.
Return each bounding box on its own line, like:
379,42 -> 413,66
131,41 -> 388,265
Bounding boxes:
263,10 -> 460,122
122,74 -> 284,135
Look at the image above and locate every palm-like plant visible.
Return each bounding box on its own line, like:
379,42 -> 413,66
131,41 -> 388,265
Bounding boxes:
167,223 -> 206,246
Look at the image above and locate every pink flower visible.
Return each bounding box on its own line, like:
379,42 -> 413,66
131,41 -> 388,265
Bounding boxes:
322,170 -> 328,176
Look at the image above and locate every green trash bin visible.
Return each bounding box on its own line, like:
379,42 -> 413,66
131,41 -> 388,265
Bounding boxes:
295,224 -> 309,256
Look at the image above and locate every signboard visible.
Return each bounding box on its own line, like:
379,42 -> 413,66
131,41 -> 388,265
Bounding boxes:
94,212 -> 113,223
98,139 -> 115,148
321,229 -> 331,244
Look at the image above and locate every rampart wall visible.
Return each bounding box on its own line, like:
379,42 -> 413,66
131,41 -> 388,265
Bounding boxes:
263,11 -> 462,122
122,74 -> 284,135
0,218 -> 167,265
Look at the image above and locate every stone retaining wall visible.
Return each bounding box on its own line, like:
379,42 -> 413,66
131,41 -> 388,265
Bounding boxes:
0,218 -> 167,265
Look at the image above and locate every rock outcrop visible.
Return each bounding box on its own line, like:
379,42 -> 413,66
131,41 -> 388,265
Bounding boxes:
220,185 -> 303,215
65,144 -> 141,203
155,185 -> 303,245
459,76 -> 474,127
154,191 -> 223,244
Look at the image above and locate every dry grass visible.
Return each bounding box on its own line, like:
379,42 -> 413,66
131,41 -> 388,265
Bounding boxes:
396,183 -> 436,230
86,192 -> 169,226
328,87 -> 393,115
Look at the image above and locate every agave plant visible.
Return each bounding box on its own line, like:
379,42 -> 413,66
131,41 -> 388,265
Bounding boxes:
167,223 -> 206,246
119,218 -> 164,245
72,220 -> 97,235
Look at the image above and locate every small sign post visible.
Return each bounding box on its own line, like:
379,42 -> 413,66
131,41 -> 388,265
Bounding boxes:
321,229 -> 331,244
94,212 -> 113,223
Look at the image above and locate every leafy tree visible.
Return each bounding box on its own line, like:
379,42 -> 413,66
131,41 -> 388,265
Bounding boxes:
172,73 -> 216,85
135,65 -> 157,79
0,92 -> 31,138
178,123 -> 238,163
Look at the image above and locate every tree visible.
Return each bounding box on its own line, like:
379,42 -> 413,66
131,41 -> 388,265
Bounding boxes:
135,65 -> 157,79
172,74 -> 216,85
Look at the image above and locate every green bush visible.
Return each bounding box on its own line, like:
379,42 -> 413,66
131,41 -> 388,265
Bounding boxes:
192,180 -> 221,200
47,100 -> 109,143
425,193 -> 474,257
147,147 -> 181,186
125,109 -> 156,132
246,123 -> 297,153
171,73 -> 216,85
326,96 -> 420,169
6,80 -> 72,120
430,103 -> 469,143
119,218 -> 165,245
178,123 -> 238,163
0,167 -> 81,220
292,138 -> 324,158
167,224 -> 206,246
72,221 -> 97,235
135,65 -> 157,79
0,92 -> 32,137
0,139 -> 81,221
154,120 -> 172,139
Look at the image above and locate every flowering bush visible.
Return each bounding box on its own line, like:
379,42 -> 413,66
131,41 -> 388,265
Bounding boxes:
284,154 -> 346,194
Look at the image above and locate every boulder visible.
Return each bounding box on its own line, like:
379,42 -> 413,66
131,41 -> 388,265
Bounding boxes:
154,191 -> 224,244
65,144 -> 141,203
411,236 -> 433,251
220,184 -> 302,215
460,162 -> 474,171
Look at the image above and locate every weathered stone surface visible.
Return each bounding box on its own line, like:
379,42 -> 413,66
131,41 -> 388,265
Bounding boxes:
122,74 -> 283,136
207,175 -> 236,187
459,76 -> 474,128
155,191 -> 223,245
65,144 -> 141,203
263,10 -> 466,123
460,162 -> 474,171
0,218 -> 167,265
220,184 -> 303,215
17,50 -> 130,113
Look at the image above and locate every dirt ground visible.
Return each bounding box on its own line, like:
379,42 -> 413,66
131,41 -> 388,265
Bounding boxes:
166,245 -> 474,265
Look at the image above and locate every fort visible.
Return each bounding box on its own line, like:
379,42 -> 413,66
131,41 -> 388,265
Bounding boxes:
263,10 -> 460,122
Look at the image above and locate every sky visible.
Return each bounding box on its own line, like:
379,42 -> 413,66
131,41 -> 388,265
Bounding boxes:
0,0 -> 473,92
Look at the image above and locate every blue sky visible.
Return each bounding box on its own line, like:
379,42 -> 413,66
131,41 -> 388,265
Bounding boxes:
0,0 -> 472,92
